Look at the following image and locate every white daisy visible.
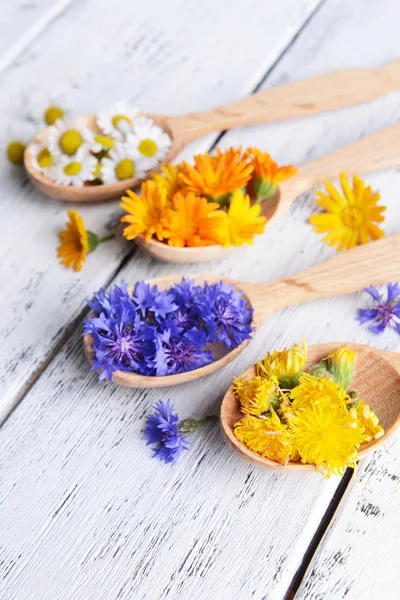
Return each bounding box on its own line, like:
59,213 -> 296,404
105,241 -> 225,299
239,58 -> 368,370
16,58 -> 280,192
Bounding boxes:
30,93 -> 71,128
47,117 -> 95,157
96,102 -> 138,140
91,133 -> 116,154
128,121 -> 172,170
48,148 -> 97,186
101,142 -> 145,184
30,143 -> 56,175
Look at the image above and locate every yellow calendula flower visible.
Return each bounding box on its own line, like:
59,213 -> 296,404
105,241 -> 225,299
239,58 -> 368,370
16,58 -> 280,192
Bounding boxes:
162,192 -> 225,247
234,411 -> 292,465
310,172 -> 386,251
288,395 -> 364,477
57,209 -> 89,272
244,147 -> 297,202
350,400 -> 384,443
120,180 -> 169,242
326,346 -> 356,389
233,375 -> 281,415
179,147 -> 253,203
257,340 -> 307,389
151,163 -> 183,200
218,188 -> 266,247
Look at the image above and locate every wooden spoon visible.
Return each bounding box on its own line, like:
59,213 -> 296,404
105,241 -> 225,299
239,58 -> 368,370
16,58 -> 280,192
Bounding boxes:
83,233 -> 400,387
136,122 -> 400,263
25,60 -> 400,203
220,342 -> 400,472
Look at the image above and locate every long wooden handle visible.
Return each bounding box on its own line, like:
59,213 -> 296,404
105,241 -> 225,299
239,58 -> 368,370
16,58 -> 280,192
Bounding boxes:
248,234 -> 400,320
168,61 -> 400,143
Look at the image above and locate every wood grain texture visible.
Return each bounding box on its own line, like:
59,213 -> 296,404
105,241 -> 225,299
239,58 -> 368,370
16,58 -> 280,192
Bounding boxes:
2,0 -> 400,599
0,0 -> 321,423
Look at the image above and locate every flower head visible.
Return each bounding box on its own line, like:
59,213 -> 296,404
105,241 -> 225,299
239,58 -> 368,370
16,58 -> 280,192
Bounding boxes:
49,147 -> 97,187
357,283 -> 400,334
180,147 -> 253,203
162,192 -> 225,247
154,328 -> 213,376
218,188 -> 266,247
234,411 -> 292,465
7,140 -> 26,165
47,117 -> 94,156
257,340 -> 307,389
96,101 -> 138,140
120,180 -> 169,241
233,375 -> 282,415
143,400 -> 190,463
310,172 -> 386,251
57,209 -> 89,271
128,120 -> 171,170
244,147 -> 297,202
326,347 -> 357,389
285,372 -> 349,416
102,142 -> 145,183
151,163 -> 183,200
349,400 -> 384,443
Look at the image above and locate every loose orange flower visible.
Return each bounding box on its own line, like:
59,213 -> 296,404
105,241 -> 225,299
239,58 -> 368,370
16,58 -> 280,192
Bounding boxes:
179,147 -> 253,202
245,147 -> 297,202
219,188 -> 266,247
57,209 -> 89,272
162,192 -> 225,247
120,180 -> 169,242
151,163 -> 183,201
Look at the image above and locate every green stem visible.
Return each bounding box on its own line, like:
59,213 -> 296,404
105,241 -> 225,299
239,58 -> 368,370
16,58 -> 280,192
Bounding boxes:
98,233 -> 115,244
179,415 -> 218,433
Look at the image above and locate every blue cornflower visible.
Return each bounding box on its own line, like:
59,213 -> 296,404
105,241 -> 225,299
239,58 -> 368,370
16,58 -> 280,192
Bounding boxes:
143,400 -> 189,463
196,281 -> 254,348
170,277 -> 202,310
87,280 -> 129,318
154,328 -> 213,376
131,281 -> 157,317
357,283 -> 400,334
152,290 -> 178,319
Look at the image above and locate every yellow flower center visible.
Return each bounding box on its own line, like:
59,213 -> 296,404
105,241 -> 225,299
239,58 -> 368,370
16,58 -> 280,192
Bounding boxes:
115,158 -> 135,180
341,206 -> 364,229
138,139 -> 158,157
7,140 -> 26,165
44,105 -> 64,125
94,134 -> 115,149
64,161 -> 82,176
93,162 -> 102,178
60,130 -> 83,155
37,148 -> 52,168
111,115 -> 132,131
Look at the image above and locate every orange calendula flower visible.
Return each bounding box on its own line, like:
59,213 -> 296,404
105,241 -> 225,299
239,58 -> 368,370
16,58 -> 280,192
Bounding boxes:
245,147 -> 297,203
179,147 -> 253,203
162,192 -> 225,247
120,180 -> 169,242
309,172 -> 386,251
151,163 -> 183,201
57,209 -> 89,272
219,188 -> 266,247
234,411 -> 292,465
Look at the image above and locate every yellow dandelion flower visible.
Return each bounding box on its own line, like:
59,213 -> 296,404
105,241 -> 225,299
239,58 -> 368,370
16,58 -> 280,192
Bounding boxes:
350,400 -> 384,443
310,172 -> 386,251
257,339 -> 307,389
151,163 -> 183,200
326,346 -> 357,389
233,375 -> 281,415
244,147 -> 297,202
286,372 -> 349,417
179,147 -> 253,203
120,180 -> 169,242
234,411 -> 291,465
288,395 -> 364,477
57,209 -> 89,272
161,192 -> 225,247
217,188 -> 266,247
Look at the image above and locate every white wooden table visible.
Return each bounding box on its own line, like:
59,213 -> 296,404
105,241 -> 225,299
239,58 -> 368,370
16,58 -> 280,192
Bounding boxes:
1,1 -> 399,598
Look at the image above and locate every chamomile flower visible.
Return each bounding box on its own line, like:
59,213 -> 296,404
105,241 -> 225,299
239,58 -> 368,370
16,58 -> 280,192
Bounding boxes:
128,121 -> 172,170
91,134 -> 116,154
47,117 -> 94,157
102,143 -> 145,184
96,102 -> 138,140
30,143 -> 56,175
49,148 -> 97,186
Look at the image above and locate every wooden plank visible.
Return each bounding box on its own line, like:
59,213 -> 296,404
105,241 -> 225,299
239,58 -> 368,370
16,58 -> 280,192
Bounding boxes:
0,0 -> 76,75
294,434 -> 400,600
0,0 -> 322,423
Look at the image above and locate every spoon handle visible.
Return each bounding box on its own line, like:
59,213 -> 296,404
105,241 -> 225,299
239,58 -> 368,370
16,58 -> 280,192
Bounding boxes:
169,61 -> 400,142
247,234 -> 400,320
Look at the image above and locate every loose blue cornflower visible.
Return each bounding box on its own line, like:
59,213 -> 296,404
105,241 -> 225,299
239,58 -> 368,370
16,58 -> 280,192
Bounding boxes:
357,283 -> 400,334
143,400 -> 190,463
84,277 -> 254,380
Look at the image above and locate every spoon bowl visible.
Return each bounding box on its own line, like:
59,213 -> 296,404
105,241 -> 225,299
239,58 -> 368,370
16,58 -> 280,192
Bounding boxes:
220,342 -> 400,472
83,233 -> 400,387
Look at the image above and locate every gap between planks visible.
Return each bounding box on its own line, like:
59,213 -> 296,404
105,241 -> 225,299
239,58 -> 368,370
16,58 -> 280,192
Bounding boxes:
0,0 -> 326,427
